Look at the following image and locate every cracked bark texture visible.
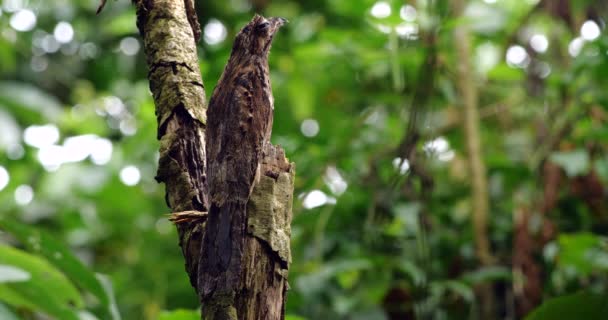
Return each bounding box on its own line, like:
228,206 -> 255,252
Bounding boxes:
197,16 -> 292,320
135,0 -> 208,291
200,144 -> 294,320
135,3 -> 294,319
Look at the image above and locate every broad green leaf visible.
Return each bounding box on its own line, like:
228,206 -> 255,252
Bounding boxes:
158,309 -> 199,320
526,292 -> 608,320
549,149 -> 590,177
0,284 -> 79,320
0,245 -> 81,320
0,218 -> 109,307
96,274 -> 122,320
0,285 -> 36,310
558,233 -> 602,276
0,38 -> 16,73
0,302 -> 19,320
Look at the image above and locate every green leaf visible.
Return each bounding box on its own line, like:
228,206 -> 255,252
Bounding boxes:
0,302 -> 20,320
487,63 -> 524,82
550,149 -> 590,177
158,309 -> 199,320
336,269 -> 361,289
0,245 -> 81,320
526,292 -> 608,320
0,219 -> 109,307
96,274 -> 122,320
442,281 -> 474,302
558,233 -> 602,276
398,261 -> 426,286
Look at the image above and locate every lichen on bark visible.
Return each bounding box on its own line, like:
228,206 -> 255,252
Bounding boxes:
247,147 -> 295,267
136,3 -> 295,318
135,0 -> 208,291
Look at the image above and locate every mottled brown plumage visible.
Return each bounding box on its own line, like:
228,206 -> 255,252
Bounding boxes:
198,14 -> 285,303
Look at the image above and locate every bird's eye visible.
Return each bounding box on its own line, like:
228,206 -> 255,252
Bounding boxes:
256,21 -> 270,31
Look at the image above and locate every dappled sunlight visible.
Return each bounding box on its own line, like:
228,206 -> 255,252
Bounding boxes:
53,21 -> 74,44
506,45 -> 529,68
23,124 -> 59,149
0,166 -> 9,191
568,37 -> 584,57
14,184 -> 33,206
302,190 -> 336,209
529,34 -> 548,53
119,165 -> 140,186
119,37 -> 140,56
369,1 -> 419,40
35,134 -> 113,171
300,118 -> 319,137
324,166 -> 347,196
1,0 -> 607,319
581,20 -> 600,41
204,18 -> 227,45
9,9 -> 35,32
370,1 -> 391,19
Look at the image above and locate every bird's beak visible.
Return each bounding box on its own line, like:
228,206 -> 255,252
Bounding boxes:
271,17 -> 288,28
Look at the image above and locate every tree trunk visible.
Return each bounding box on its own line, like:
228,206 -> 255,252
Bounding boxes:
134,1 -> 294,319
452,0 -> 495,318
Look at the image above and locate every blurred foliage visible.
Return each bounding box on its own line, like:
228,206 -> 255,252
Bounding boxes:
525,292 -> 608,320
0,0 -> 607,319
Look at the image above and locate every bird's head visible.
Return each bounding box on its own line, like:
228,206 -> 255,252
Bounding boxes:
232,14 -> 287,56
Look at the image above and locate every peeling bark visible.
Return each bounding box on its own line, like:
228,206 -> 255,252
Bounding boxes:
135,3 -> 294,319
197,16 -> 291,320
206,144 -> 294,320
135,0 -> 208,291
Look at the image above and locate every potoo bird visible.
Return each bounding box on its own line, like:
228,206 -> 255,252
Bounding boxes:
198,15 -> 286,297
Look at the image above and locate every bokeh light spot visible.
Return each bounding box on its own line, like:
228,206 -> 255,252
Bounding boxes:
14,184 -> 34,205
530,34 -> 548,53
300,119 -> 319,137
53,21 -> 74,44
120,165 -> 141,186
24,124 -> 59,148
581,20 -> 600,41
9,9 -> 36,32
204,19 -> 227,45
0,166 -> 9,191
119,37 -> 140,56
371,1 -> 391,19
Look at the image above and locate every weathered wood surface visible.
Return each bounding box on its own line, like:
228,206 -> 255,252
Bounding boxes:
134,0 -> 208,290
198,15 -> 291,320
135,3 -> 293,319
